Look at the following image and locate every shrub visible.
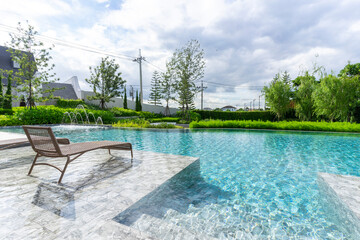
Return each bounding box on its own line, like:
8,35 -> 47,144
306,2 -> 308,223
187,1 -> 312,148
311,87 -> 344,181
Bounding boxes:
149,117 -> 180,123
138,111 -> 162,119
56,98 -> 86,108
0,108 -> 14,115
111,107 -> 139,117
189,120 -> 360,132
176,110 -> 201,123
193,110 -> 276,121
0,115 -> 21,126
112,118 -> 181,129
13,106 -> 64,125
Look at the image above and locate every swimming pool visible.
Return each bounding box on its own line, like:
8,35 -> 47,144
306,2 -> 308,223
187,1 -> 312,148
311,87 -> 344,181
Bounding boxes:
2,126 -> 359,239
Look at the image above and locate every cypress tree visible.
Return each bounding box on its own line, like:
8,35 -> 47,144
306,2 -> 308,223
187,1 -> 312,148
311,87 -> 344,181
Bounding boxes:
0,74 -> 3,108
3,72 -> 12,109
148,71 -> 163,106
123,86 -> 128,109
135,91 -> 140,111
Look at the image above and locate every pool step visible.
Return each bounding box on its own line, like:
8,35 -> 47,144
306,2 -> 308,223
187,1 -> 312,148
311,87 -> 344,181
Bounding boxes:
163,207 -> 257,240
133,213 -> 217,240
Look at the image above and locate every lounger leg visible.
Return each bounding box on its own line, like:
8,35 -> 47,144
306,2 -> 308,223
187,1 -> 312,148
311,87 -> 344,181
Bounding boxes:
28,153 -> 40,175
58,156 -> 71,184
130,146 -> 133,163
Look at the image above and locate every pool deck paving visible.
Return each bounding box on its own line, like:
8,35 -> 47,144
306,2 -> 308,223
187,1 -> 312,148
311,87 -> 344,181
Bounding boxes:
318,172 -> 360,239
0,132 -> 199,240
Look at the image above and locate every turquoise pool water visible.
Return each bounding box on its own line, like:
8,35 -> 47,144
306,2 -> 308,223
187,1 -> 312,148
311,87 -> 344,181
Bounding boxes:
2,126 -> 360,239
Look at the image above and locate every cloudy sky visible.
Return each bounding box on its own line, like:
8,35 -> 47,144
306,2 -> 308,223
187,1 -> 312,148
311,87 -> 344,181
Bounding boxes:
1,0 -> 360,109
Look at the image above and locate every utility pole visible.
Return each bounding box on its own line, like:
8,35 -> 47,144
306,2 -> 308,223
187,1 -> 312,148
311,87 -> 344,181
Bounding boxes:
133,49 -> 145,104
250,101 -> 252,111
253,99 -> 256,111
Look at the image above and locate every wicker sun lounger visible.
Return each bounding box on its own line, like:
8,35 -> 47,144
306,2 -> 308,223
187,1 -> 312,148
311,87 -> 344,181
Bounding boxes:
0,137 -> 70,150
22,125 -> 133,184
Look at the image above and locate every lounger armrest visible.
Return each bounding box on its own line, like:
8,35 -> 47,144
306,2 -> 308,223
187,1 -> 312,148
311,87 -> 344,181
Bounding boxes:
57,138 -> 70,145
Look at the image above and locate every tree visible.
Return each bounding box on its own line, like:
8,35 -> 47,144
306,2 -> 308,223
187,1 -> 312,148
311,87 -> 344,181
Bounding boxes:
161,63 -> 175,116
85,57 -> 126,109
313,74 -> 359,122
262,72 -> 292,120
293,71 -> 317,121
339,62 -> 360,77
3,72 -> 13,109
123,86 -> 128,109
169,39 -> 205,120
7,22 -> 59,108
148,71 -> 163,106
135,90 -> 142,111
0,73 -> 3,108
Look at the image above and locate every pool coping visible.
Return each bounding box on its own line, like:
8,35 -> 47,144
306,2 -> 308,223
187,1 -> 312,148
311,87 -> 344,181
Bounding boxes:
3,124 -> 360,135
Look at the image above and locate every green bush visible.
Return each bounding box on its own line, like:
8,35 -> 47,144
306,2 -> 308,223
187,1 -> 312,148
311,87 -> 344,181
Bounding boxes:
138,111 -> 163,119
111,107 -> 139,117
193,110 -> 276,121
0,115 -> 21,126
56,98 -> 86,108
2,106 -> 116,126
190,119 -> 360,132
13,106 -> 64,125
149,117 -> 180,123
0,108 -> 14,115
112,118 -> 181,129
176,111 -> 202,123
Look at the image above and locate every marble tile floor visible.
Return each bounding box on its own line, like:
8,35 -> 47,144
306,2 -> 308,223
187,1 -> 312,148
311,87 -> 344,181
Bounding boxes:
0,146 -> 198,240
318,172 -> 360,239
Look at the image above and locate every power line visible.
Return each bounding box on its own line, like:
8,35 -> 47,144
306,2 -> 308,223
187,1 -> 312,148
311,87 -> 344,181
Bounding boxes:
143,59 -> 165,72
0,23 -> 136,61
204,80 -> 263,89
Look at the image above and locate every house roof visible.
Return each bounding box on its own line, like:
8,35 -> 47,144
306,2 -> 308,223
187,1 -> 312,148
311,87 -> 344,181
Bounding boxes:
221,105 -> 236,109
42,82 -> 79,100
0,45 -> 35,86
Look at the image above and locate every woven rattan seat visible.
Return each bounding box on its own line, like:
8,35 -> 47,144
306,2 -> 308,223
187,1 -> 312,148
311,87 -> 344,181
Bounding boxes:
23,125 -> 133,184
0,137 -> 70,150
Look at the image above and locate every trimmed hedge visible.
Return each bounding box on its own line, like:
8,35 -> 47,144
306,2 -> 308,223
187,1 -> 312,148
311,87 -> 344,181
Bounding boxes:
110,107 -> 163,119
111,107 -> 138,117
56,98 -> 86,108
0,108 -> 14,115
190,119 -> 360,132
0,106 -> 116,126
193,110 -> 276,121
149,117 -> 180,123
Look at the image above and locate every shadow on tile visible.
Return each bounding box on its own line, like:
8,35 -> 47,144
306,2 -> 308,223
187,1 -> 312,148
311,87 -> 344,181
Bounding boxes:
32,182 -> 76,220
113,159 -> 234,225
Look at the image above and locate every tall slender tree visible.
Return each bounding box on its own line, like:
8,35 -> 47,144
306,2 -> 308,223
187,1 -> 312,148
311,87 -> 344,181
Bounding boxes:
169,39 -> 205,120
3,72 -> 13,109
85,57 -> 126,109
148,71 -> 163,106
161,63 -> 175,116
7,22 -> 59,108
123,86 -> 128,109
135,90 -> 142,111
0,73 -> 3,108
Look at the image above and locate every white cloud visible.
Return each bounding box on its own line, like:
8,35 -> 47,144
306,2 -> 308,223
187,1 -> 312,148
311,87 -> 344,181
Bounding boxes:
1,0 -> 360,108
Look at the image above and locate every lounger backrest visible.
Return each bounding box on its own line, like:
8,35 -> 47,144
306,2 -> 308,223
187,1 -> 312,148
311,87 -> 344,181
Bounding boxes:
22,126 -> 62,156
